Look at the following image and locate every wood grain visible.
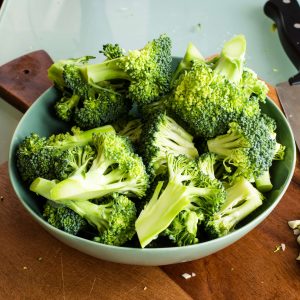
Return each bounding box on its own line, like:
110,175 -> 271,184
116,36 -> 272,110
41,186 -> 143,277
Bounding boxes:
0,50 -> 53,112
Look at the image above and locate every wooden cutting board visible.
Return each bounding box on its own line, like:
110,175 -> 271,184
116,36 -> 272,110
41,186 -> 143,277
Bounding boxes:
0,51 -> 299,300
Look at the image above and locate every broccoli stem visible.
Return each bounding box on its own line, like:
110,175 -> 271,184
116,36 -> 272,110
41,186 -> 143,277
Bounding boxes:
135,181 -> 190,248
255,170 -> 273,193
30,178 -> 58,199
52,125 -> 115,151
214,35 -> 246,83
207,177 -> 263,237
171,42 -> 204,86
82,58 -> 130,83
207,131 -> 248,158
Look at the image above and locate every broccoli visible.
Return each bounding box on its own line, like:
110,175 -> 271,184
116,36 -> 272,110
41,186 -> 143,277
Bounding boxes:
83,34 -> 172,105
169,35 -> 268,138
73,83 -> 130,129
64,194 -> 137,246
43,200 -> 88,235
135,154 -> 225,248
163,209 -> 205,246
16,125 -> 114,184
206,177 -> 264,238
54,145 -> 95,181
207,115 -> 278,181
141,112 -> 199,180
197,152 -> 219,180
99,43 -> 125,60
171,42 -> 204,87
48,56 -> 130,126
30,132 -> 149,201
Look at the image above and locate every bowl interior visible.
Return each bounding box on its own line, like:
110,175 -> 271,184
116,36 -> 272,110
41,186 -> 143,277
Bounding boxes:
8,58 -> 296,262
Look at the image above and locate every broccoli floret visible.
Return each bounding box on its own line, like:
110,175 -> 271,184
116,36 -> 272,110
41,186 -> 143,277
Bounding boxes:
99,43 -> 125,60
63,194 -> 137,246
163,209 -> 204,246
135,154 -> 225,248
43,200 -> 88,235
169,35 -> 268,138
54,145 -> 95,181
73,84 -> 130,129
16,125 -> 114,184
49,56 -> 130,126
83,34 -> 172,105
141,112 -> 199,180
30,132 -> 149,201
206,177 -> 264,238
207,115 -> 278,181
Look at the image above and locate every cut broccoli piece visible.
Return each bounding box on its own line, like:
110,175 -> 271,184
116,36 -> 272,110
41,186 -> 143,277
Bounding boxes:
207,115 -> 278,181
64,194 -> 137,246
135,154 -> 225,248
30,132 -> 149,201
163,209 -> 204,246
16,125 -> 114,184
83,34 -> 172,105
43,200 -> 88,235
206,177 -> 264,238
169,35 -> 268,138
141,112 -> 199,180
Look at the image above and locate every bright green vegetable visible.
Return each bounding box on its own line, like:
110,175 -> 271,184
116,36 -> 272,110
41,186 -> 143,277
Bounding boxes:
206,177 -> 264,238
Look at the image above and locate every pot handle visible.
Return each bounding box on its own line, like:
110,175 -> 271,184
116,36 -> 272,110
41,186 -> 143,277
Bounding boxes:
0,50 -> 53,112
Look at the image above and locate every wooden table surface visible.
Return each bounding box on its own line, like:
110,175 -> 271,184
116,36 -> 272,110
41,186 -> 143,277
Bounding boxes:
0,51 -> 299,300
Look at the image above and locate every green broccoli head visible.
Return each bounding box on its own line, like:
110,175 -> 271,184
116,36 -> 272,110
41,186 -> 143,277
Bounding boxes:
207,115 -> 278,180
141,112 -> 199,180
73,86 -> 130,129
84,34 -> 172,105
43,200 -> 88,235
169,35 -> 268,139
16,133 -> 56,183
54,145 -> 95,181
66,194 -> 137,246
17,126 -> 115,185
163,209 -> 204,246
39,132 -> 149,202
99,43 -> 125,60
205,177 -> 264,238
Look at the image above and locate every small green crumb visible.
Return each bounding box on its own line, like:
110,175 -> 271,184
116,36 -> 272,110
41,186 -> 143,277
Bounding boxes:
193,23 -> 202,32
271,23 -> 277,32
272,68 -> 278,72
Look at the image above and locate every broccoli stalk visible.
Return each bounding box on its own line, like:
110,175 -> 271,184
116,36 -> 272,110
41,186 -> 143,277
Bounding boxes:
171,42 -> 204,86
30,132 -> 149,201
206,177 -> 264,238
135,154 -> 225,248
214,35 -> 246,83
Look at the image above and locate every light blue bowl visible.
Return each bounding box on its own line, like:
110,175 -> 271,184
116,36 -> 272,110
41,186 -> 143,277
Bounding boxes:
8,59 -> 296,265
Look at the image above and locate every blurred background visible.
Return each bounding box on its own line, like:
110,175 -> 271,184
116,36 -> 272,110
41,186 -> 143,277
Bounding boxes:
0,0 -> 296,164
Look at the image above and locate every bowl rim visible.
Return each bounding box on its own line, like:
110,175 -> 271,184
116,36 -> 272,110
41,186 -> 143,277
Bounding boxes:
8,86 -> 297,253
